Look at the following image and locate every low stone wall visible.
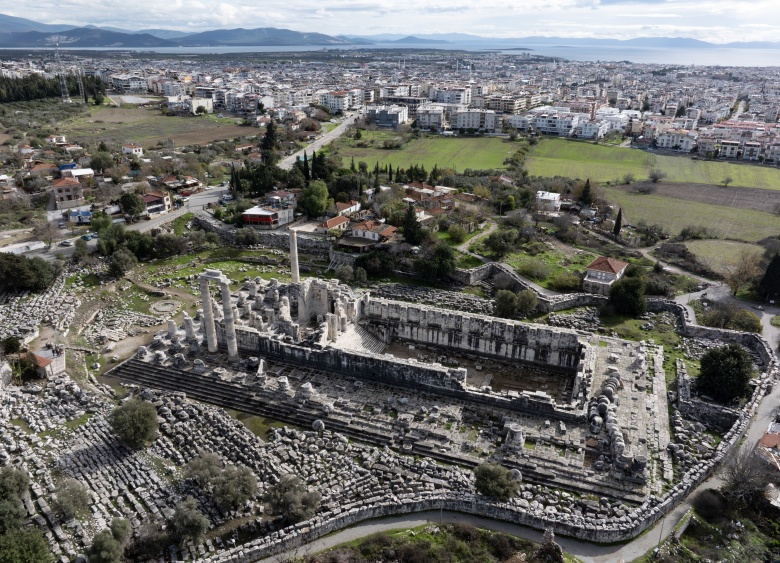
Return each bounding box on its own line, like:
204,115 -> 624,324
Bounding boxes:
193,215 -> 331,256
648,298 -> 775,368
450,263 -> 493,286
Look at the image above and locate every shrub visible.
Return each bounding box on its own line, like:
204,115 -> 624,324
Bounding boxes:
516,258 -> 550,281
473,463 -> 520,501
448,225 -> 467,244
698,344 -> 753,403
547,272 -> 582,292
109,399 -> 159,449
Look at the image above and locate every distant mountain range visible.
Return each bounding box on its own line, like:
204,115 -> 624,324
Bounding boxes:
1,13 -> 780,49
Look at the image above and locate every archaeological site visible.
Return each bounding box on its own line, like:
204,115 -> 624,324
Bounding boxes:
1,228 -> 777,563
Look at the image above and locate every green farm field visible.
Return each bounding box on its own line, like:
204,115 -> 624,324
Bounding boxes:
338,131 -> 515,171
603,187 -> 779,242
60,106 -> 250,148
684,240 -> 764,275
526,138 -> 780,190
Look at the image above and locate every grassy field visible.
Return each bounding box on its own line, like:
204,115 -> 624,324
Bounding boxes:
603,187 -> 779,242
685,239 -> 765,275
526,138 -> 780,190
60,106 -> 251,148
338,131 -> 515,171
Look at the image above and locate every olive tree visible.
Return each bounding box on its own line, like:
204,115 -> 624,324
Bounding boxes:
109,398 -> 159,449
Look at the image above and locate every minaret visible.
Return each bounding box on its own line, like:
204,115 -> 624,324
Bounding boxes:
289,229 -> 300,284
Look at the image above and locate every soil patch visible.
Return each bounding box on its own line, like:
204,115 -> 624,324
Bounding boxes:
648,182 -> 780,212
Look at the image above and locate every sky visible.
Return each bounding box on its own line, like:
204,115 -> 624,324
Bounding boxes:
5,0 -> 780,43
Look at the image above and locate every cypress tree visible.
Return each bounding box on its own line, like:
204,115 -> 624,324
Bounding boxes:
581,179 -> 593,206
388,166 -> 393,182
302,151 -> 310,183
613,207 -> 623,237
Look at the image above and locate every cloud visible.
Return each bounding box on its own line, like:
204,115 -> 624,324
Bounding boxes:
1,0 -> 778,43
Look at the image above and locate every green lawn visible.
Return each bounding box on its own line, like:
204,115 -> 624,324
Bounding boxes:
504,245 -> 595,290
603,187 -> 779,242
684,240 -> 765,275
338,132 -> 515,172
526,138 -> 780,190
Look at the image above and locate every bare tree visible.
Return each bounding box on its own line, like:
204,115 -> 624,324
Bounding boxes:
648,168 -> 666,183
723,249 -> 763,295
32,220 -> 57,247
722,445 -> 773,508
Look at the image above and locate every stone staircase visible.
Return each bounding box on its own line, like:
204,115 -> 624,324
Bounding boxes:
332,324 -> 387,354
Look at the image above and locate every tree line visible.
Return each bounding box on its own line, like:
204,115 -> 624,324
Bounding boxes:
0,74 -> 106,104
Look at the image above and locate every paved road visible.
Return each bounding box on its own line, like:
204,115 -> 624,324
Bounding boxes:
278,115 -> 359,171
34,188 -> 227,261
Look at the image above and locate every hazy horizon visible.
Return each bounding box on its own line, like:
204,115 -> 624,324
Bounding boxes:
2,0 -> 777,44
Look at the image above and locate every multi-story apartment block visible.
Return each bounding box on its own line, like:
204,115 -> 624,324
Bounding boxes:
431,87 -> 472,105
742,141 -> 762,160
485,95 -> 526,114
416,104 -> 447,130
110,74 -> 147,93
720,140 -> 740,158
656,129 -> 698,151
320,91 -> 355,113
365,106 -> 409,129
453,109 -> 496,133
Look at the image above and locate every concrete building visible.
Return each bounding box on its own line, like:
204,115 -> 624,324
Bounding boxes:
582,256 -> 629,296
365,105 -> 409,129
241,206 -> 294,229
453,109 -> 496,133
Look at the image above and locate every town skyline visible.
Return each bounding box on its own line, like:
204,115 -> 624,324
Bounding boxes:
2,0 -> 780,44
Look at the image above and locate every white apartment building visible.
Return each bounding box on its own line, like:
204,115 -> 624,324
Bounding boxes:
453,109 -> 496,133
320,90 -> 355,113
163,81 -> 187,97
575,120 -> 609,139
431,87 -> 472,105
720,140 -> 740,158
416,104 -> 447,130
656,129 -> 698,151
110,74 -> 147,94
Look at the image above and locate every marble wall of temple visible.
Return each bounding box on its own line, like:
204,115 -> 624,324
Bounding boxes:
365,298 -> 583,370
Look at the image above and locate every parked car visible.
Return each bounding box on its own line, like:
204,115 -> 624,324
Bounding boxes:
221,195 -> 234,202
81,234 -> 92,241
59,239 -> 74,246
57,222 -> 65,229
204,185 -> 214,190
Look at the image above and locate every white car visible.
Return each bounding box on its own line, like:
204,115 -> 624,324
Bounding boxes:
221,195 -> 234,202
204,186 -> 214,190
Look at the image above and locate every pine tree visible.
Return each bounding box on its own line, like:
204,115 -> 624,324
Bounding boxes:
613,207 -> 623,237
581,178 -> 593,206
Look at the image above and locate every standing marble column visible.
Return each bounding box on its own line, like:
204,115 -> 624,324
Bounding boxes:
199,277 -> 218,353
220,280 -> 239,363
289,229 -> 300,284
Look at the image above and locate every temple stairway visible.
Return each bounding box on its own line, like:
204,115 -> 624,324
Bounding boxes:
331,324 -> 387,355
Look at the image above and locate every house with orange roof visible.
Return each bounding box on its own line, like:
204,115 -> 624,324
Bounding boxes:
351,220 -> 397,241
582,256 -> 629,295
53,177 -> 85,208
316,215 -> 350,234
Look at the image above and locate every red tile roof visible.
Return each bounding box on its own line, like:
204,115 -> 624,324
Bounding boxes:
586,256 -> 629,275
321,216 -> 349,229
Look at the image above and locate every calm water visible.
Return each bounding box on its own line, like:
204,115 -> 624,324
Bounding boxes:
53,43 -> 780,66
